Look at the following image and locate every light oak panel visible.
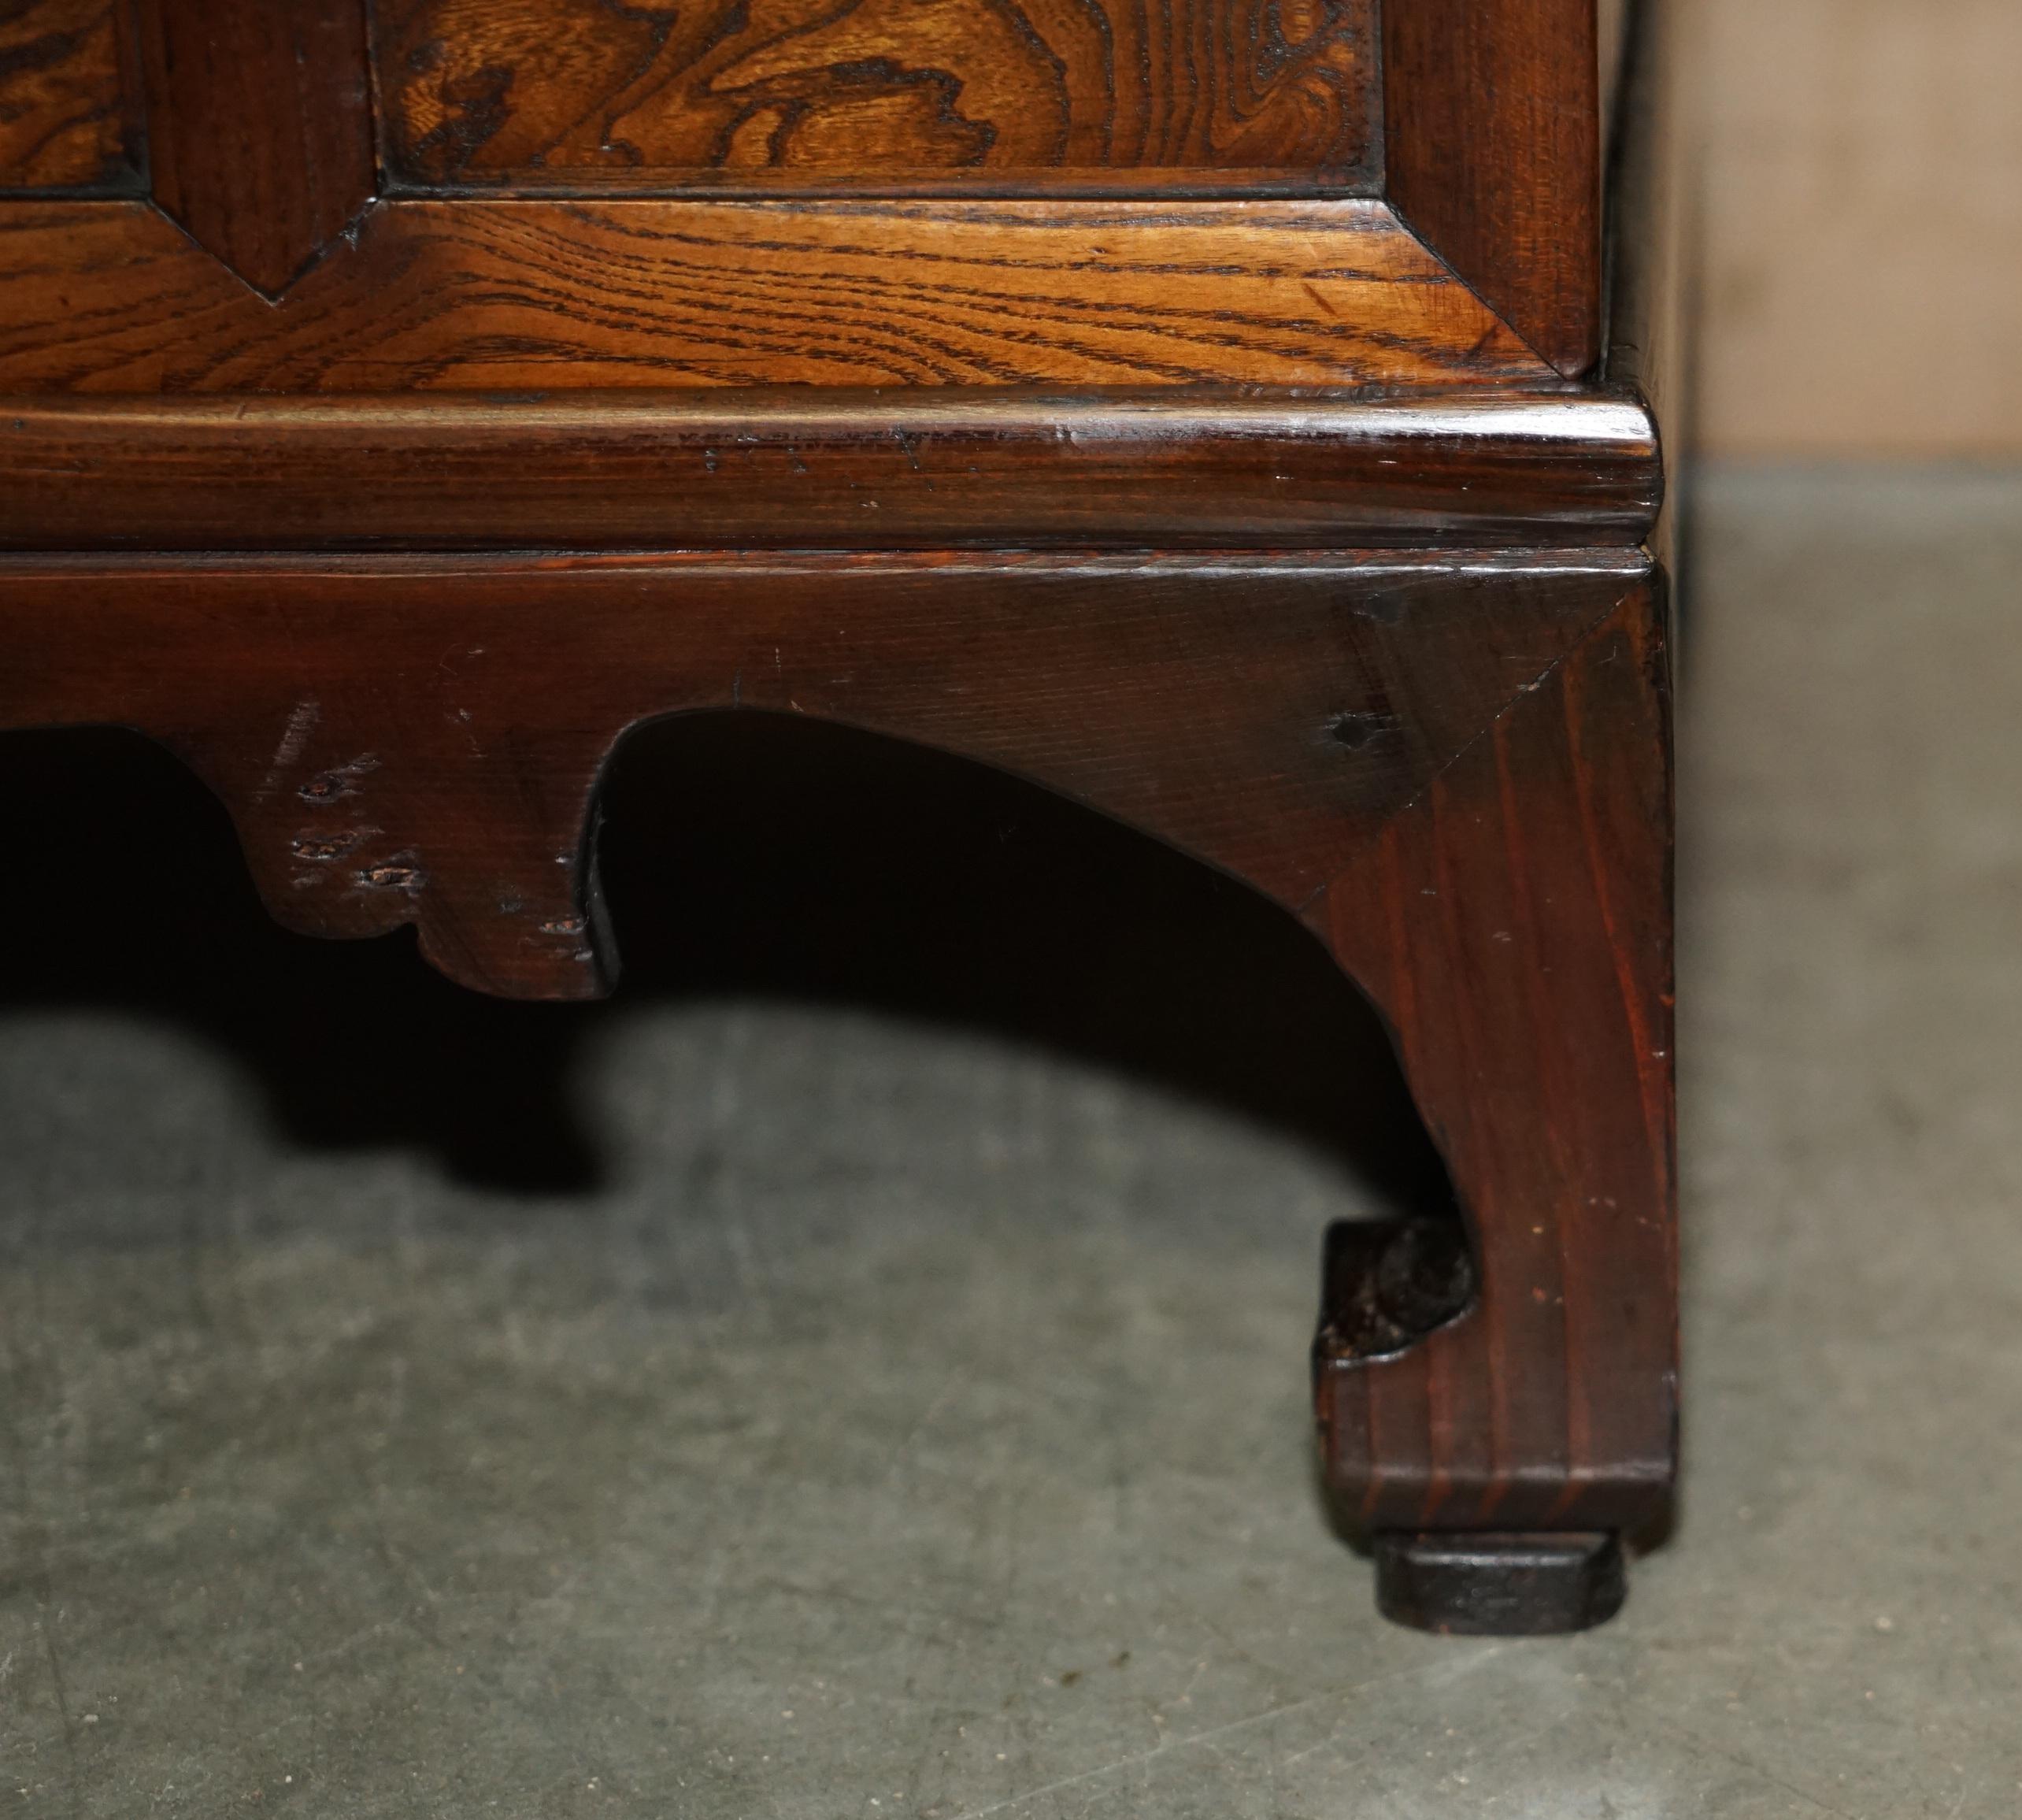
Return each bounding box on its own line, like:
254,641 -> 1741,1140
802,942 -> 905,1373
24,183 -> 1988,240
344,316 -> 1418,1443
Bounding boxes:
0,198 -> 1554,391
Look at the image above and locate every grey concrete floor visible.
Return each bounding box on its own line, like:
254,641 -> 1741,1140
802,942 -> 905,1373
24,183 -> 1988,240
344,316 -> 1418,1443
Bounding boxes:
2,469 -> 2020,1817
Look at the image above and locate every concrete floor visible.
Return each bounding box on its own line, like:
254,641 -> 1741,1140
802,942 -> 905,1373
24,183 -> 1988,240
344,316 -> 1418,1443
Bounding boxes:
2,469 -> 2020,1817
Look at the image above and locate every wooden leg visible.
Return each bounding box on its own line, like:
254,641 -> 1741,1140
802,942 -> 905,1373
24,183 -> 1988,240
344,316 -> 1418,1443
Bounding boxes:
1315,582 -> 1676,1630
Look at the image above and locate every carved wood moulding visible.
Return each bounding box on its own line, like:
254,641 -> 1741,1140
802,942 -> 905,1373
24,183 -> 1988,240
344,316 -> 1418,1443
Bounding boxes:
0,389 -> 1662,550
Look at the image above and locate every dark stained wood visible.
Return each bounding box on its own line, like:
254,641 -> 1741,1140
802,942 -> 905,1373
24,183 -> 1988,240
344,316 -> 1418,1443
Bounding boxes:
374,0 -> 1379,193
0,550 -> 1643,997
0,390 -> 1661,551
1315,580 -> 1675,1539
131,0 -> 375,295
1383,0 -> 1602,377
0,198 -> 1554,391
1375,1532 -> 1628,1636
1313,1215 -> 1473,1362
0,0 -> 134,190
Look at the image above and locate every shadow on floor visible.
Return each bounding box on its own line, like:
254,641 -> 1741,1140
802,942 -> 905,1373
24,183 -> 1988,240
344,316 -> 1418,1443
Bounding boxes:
0,715 -> 1451,1217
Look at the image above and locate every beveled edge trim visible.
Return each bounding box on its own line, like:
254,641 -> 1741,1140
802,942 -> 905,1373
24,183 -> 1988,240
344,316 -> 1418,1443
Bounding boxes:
0,547 -> 1659,576
0,387 -> 1661,552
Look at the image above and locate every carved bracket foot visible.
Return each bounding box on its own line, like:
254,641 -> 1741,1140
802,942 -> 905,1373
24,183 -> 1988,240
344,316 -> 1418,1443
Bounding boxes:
0,548 -> 1675,1637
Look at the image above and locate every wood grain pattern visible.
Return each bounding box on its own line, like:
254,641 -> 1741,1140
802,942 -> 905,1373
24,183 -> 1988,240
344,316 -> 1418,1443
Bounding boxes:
0,0 -> 132,190
374,0 -> 1378,191
0,198 -> 1555,391
1384,0 -> 1602,376
132,0 -> 375,295
0,550 -> 1642,997
1316,580 -> 1676,1536
0,390 -> 1662,550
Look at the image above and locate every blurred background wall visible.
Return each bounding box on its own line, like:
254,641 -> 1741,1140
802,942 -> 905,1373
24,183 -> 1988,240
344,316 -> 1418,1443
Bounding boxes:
1692,0 -> 2022,458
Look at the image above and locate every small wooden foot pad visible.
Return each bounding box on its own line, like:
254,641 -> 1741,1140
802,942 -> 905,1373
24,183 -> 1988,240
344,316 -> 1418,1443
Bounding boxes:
1374,1532 -> 1627,1636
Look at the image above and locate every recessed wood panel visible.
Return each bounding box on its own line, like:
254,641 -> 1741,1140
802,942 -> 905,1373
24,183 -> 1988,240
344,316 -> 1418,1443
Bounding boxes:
374,0 -> 1378,192
0,0 -> 133,191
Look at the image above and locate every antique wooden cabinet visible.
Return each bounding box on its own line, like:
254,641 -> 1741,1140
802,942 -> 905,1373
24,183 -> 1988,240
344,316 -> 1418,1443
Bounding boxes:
0,0 -> 1688,1632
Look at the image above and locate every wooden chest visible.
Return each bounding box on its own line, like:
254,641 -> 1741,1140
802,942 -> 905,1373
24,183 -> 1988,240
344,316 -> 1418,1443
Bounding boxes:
0,0 -> 1687,1633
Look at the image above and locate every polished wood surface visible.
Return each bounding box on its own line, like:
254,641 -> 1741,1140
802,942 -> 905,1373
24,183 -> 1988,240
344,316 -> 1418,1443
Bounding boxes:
1316,578 -> 1675,1536
0,0 -> 132,191
0,390 -> 1661,550
377,0 -> 1379,192
0,197 -> 1552,391
1384,0 -> 1601,376
132,0 -> 375,295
